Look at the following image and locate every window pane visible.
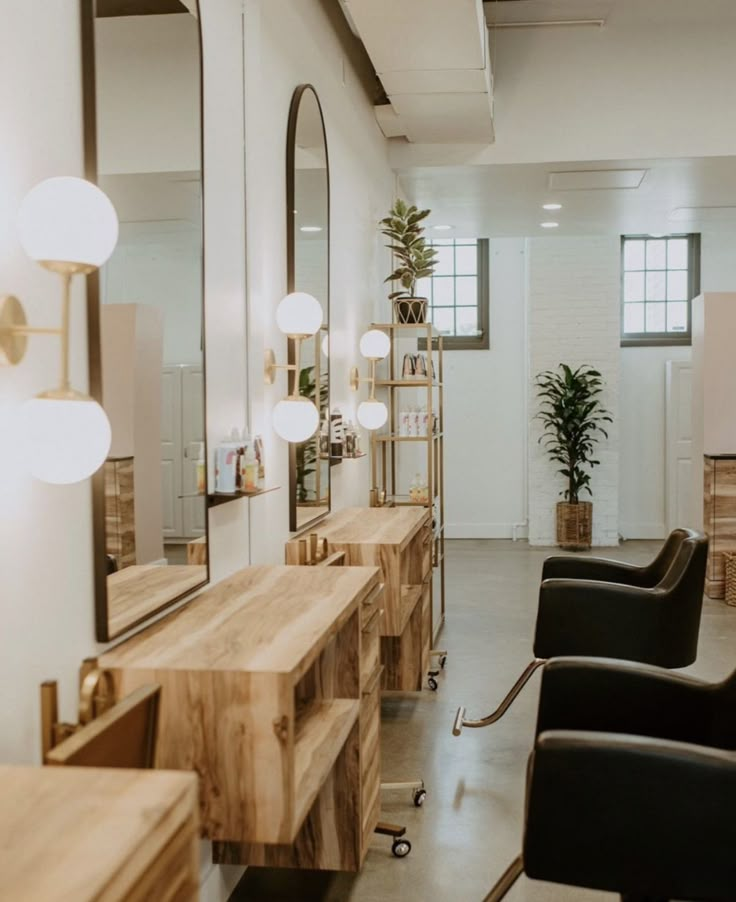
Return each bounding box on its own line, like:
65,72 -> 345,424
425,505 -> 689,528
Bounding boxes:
433,246 -> 454,276
431,277 -> 454,306
415,277 -> 431,299
457,306 -> 479,336
646,270 -> 666,301
431,307 -> 454,334
624,271 -> 645,303
455,244 -> 477,275
668,238 -> 688,269
624,240 -> 645,270
646,240 -> 667,269
455,276 -> 477,306
667,301 -> 688,332
624,303 -> 644,333
430,238 -> 454,246
646,303 -> 666,332
667,270 -> 688,301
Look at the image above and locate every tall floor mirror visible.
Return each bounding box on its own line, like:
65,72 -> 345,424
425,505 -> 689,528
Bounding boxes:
287,84 -> 331,533
83,0 -> 208,641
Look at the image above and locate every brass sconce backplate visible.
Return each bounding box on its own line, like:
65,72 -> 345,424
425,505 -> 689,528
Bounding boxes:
0,295 -> 28,366
264,348 -> 277,385
349,366 -> 360,392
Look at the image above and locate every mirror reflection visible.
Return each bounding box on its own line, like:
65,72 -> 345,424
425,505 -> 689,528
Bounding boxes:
89,0 -> 208,639
288,86 -> 330,532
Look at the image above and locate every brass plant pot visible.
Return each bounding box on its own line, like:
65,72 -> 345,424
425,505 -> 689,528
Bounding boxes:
393,297 -> 427,324
556,501 -> 592,551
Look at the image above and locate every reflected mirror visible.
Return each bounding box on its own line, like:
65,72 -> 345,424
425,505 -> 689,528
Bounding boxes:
287,85 -> 330,533
84,0 -> 208,641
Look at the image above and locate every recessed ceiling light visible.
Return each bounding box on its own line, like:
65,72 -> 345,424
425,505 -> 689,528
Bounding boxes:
543,203 -> 562,211
300,226 -> 322,232
540,221 -> 559,229
432,224 -> 453,231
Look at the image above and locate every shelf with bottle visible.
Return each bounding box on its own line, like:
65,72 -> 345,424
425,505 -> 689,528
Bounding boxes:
208,485 -> 281,508
210,427 -> 270,505
373,433 -> 443,443
375,379 -> 443,388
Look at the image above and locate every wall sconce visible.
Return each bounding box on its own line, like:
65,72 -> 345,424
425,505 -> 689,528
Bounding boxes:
350,329 -> 389,430
264,291 -> 323,443
0,177 -> 118,484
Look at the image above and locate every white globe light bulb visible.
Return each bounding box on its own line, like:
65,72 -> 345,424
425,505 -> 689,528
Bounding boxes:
321,333 -> 329,358
357,399 -> 388,431
272,397 -> 319,443
275,292 -> 323,337
17,177 -> 119,269
359,329 -> 390,360
19,394 -> 112,484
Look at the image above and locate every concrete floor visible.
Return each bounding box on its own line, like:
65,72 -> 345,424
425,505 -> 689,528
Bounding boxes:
232,539 -> 736,902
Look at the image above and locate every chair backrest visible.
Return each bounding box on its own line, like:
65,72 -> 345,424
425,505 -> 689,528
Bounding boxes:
654,531 -> 708,667
643,527 -> 694,585
44,684 -> 160,769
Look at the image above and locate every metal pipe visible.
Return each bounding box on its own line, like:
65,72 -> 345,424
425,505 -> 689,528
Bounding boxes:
453,659 -> 545,735
482,856 -> 524,902
60,271 -> 72,391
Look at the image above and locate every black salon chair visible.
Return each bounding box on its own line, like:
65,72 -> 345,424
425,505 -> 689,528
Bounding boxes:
483,658 -> 736,902
453,528 -> 708,736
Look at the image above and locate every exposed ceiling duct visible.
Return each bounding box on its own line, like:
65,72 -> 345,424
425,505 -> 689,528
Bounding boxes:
339,0 -> 495,144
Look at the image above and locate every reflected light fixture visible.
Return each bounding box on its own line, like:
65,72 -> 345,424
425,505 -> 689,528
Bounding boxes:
299,226 -> 322,233
350,329 -> 389,431
265,292 -> 323,443
542,203 -> 562,211
0,176 -> 117,484
540,221 -> 559,229
432,224 -> 453,231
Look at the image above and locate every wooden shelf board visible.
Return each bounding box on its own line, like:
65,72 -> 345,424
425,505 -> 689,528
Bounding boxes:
373,434 -> 443,442
208,486 -> 280,507
293,699 -> 360,830
371,322 -> 441,337
375,380 -> 442,388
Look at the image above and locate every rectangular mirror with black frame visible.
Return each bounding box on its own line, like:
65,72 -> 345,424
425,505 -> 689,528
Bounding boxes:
287,84 -> 331,533
82,0 -> 208,641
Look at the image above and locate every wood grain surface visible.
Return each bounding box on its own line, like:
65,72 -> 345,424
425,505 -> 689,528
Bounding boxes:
107,564 -> 207,637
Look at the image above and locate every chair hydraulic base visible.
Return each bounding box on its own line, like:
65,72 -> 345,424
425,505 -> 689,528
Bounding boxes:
453,659 -> 546,736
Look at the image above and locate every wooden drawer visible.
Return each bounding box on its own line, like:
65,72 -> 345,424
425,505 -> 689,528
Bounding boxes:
360,583 -> 383,628
360,669 -> 381,837
361,606 -> 381,687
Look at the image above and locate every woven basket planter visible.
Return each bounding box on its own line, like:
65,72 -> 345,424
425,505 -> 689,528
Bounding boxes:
724,552 -> 736,606
556,501 -> 592,551
393,297 -> 427,324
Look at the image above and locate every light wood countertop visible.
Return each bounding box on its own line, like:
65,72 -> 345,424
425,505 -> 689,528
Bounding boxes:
101,565 -> 380,680
308,506 -> 428,551
0,765 -> 198,902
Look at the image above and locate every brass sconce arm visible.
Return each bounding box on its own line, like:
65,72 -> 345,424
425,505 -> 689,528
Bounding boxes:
350,358 -> 379,400
264,332 -> 310,398
0,295 -> 63,367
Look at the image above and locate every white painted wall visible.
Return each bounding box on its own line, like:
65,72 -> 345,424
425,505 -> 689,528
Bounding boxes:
527,237 -> 621,546
391,0 -> 736,168
444,238 -> 526,537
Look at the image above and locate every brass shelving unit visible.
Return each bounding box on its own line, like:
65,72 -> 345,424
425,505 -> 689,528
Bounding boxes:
369,322 -> 446,647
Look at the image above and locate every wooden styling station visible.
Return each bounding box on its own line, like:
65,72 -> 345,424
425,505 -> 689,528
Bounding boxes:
703,453 -> 736,599
106,564 -> 207,637
99,564 -> 402,869
286,506 -> 446,692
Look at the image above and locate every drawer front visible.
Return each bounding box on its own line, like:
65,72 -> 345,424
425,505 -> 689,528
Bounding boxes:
361,607 -> 381,687
360,674 -> 381,837
360,583 -> 383,629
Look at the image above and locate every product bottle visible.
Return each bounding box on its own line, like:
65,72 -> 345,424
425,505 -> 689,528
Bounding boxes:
345,420 -> 356,457
400,408 -> 410,437
319,414 -> 330,459
330,407 -> 344,459
410,407 -> 421,437
195,442 -> 206,495
253,434 -> 265,488
214,429 -> 240,494
242,446 -> 258,493
419,406 -> 429,437
409,472 -> 422,503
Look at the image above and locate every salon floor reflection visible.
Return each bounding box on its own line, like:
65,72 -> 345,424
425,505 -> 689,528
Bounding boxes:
233,539 -> 736,902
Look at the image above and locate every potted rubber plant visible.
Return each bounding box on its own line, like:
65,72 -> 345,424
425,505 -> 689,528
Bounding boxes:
380,199 -> 437,323
536,363 -> 612,550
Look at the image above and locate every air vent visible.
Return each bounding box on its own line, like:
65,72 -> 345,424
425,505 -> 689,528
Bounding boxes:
548,169 -> 648,191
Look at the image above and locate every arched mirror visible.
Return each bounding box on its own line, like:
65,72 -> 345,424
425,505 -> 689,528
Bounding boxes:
287,85 -> 331,533
82,0 -> 207,641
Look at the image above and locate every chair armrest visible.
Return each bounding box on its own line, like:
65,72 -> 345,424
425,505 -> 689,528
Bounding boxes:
542,555 -> 649,586
534,579 -> 665,662
535,657 -> 713,745
524,731 -> 736,900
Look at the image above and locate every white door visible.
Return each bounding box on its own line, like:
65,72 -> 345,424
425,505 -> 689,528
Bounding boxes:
665,361 -> 694,532
181,365 -> 206,537
161,366 -> 183,538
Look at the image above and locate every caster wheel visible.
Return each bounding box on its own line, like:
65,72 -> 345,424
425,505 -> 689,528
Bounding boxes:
392,838 -> 412,858
428,677 -> 438,691
440,655 -> 447,669
413,788 -> 427,807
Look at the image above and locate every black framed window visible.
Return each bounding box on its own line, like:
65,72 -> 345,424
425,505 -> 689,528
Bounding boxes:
416,238 -> 489,350
621,234 -> 700,347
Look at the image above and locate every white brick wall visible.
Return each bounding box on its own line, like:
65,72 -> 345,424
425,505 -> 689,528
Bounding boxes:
527,237 -> 620,546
